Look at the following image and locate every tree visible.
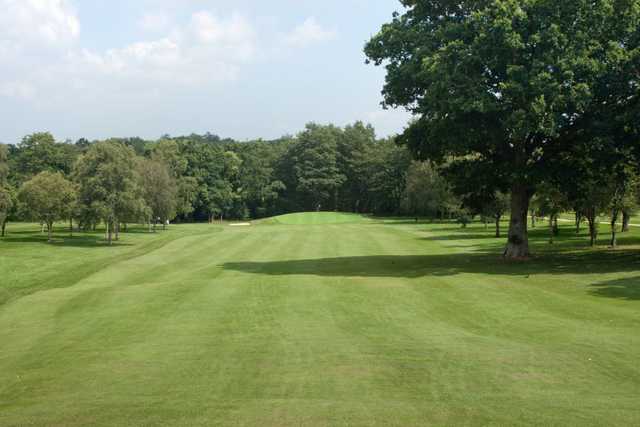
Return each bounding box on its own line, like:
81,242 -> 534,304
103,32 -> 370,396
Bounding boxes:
0,145 -> 12,236
0,186 -> 14,237
366,138 -> 412,215
402,161 -> 459,219
149,139 -> 198,220
488,192 -> 510,238
288,124 -> 346,211
607,168 -> 638,248
446,158 -> 509,237
337,122 -> 377,212
365,1 -> 640,258
74,141 -> 141,245
551,118 -> 639,247
532,183 -> 569,244
11,132 -> 78,181
237,141 -> 286,218
18,172 -> 77,242
0,144 -> 8,183
621,181 -> 639,233
138,158 -> 178,230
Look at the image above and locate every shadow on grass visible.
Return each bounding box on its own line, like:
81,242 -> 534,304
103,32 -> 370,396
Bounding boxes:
0,233 -> 133,248
589,277 -> 640,301
224,250 -> 640,279
421,233 -> 502,241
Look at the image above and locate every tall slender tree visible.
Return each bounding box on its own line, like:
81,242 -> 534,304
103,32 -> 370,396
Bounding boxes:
138,158 -> 178,230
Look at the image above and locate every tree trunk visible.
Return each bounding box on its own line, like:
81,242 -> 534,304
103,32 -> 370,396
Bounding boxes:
115,222 -> 120,241
575,212 -> 582,234
47,221 -> 53,242
549,215 -> 554,244
553,215 -> 559,236
586,209 -> 597,247
69,217 -> 73,237
611,209 -> 619,248
503,184 -> 530,259
107,221 -> 113,246
530,210 -> 536,228
495,215 -> 501,238
622,210 -> 631,232
1,218 -> 6,237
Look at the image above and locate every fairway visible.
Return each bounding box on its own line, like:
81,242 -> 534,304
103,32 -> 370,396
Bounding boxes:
1,218 -> 640,426
258,211 -> 374,225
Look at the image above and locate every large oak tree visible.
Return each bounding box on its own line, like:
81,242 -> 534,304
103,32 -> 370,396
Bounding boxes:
365,0 -> 640,258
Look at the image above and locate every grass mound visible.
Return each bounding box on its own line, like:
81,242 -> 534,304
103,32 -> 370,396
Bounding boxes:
259,211 -> 372,225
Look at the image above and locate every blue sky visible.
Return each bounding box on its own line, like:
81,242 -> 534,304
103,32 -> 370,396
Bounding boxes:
0,0 -> 411,144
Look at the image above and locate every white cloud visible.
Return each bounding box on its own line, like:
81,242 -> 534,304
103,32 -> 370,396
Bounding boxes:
81,11 -> 257,83
284,17 -> 336,48
0,0 -> 80,47
191,11 -> 254,43
189,11 -> 256,61
0,9 -> 259,104
138,12 -> 171,33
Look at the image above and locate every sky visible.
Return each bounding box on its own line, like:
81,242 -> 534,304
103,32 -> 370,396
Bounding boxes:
0,0 -> 412,144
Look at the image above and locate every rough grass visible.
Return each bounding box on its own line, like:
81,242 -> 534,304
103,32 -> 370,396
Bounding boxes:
0,219 -> 639,426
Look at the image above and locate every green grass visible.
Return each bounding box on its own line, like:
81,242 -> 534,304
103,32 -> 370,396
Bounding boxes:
258,211 -> 373,225
1,216 -> 639,425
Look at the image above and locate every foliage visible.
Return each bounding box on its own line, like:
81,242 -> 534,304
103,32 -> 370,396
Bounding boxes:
74,141 -> 143,243
365,0 -> 640,258
283,123 -> 346,211
10,133 -> 78,181
17,171 -> 77,241
402,161 -> 459,218
532,182 -> 569,243
366,137 -> 413,215
137,158 -> 177,228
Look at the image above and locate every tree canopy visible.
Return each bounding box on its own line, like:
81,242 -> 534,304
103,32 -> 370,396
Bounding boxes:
365,0 -> 640,258
17,171 -> 77,242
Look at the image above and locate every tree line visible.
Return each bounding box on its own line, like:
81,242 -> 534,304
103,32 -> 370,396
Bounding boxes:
1,120 -> 635,249
0,123 -> 469,243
